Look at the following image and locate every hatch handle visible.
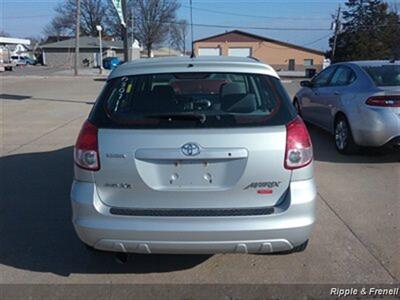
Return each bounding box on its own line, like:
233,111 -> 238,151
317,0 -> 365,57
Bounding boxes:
135,147 -> 248,160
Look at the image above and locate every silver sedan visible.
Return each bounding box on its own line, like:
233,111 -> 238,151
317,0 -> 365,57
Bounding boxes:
294,60 -> 400,154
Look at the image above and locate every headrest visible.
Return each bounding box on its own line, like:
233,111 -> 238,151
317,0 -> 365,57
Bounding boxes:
221,94 -> 257,113
220,83 -> 244,97
153,85 -> 175,98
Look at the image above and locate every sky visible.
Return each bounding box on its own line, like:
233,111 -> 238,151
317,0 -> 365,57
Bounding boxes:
1,0 -> 394,52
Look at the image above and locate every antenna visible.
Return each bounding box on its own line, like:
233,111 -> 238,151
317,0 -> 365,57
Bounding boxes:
190,0 -> 195,58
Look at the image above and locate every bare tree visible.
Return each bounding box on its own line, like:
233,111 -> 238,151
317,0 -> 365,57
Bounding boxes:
44,0 -> 181,55
132,0 -> 180,57
44,0 -> 119,38
169,19 -> 188,54
43,18 -> 66,40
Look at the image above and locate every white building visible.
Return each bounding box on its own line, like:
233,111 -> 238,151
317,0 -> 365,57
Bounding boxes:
0,37 -> 31,63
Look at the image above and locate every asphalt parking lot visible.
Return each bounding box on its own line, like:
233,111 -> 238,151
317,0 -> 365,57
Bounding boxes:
0,75 -> 399,287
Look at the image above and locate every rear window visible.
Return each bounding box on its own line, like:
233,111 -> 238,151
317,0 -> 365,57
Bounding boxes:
362,65 -> 400,87
89,72 -> 296,128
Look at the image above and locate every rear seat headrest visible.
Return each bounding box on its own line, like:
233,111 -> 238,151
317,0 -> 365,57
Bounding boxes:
153,85 -> 175,98
221,94 -> 257,113
220,82 -> 244,98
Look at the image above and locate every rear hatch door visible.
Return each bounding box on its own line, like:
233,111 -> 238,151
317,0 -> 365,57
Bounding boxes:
94,127 -> 291,209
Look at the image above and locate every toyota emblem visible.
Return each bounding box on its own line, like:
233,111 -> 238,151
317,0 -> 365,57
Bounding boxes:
181,143 -> 200,156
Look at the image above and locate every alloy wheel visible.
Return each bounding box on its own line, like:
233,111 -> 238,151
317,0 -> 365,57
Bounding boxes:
335,120 -> 348,150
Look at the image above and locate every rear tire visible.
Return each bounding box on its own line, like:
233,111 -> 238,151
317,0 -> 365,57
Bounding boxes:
334,115 -> 359,154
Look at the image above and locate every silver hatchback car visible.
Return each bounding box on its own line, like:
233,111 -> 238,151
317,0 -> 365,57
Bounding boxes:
294,60 -> 400,154
71,56 -> 316,254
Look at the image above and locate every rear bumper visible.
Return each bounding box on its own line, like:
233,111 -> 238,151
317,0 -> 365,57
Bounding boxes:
71,179 -> 316,254
352,107 -> 400,147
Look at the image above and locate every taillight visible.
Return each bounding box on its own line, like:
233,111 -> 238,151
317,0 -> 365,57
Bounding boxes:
284,117 -> 313,170
366,96 -> 400,107
74,120 -> 100,171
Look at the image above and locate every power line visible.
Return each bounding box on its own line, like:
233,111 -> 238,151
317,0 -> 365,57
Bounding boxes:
181,4 -> 330,21
302,33 -> 332,46
166,21 -> 331,31
3,15 -> 330,31
172,19 -> 398,32
2,5 -> 332,22
178,0 -> 399,2
243,33 -> 330,50
3,15 -> 52,19
261,33 -> 331,49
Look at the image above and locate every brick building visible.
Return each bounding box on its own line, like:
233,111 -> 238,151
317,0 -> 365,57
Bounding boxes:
194,30 -> 326,73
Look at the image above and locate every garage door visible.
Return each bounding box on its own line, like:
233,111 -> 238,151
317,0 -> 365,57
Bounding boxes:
198,48 -> 221,56
228,48 -> 251,57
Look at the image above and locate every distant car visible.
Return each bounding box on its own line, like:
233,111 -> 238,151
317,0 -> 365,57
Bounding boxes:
71,56 -> 316,255
10,55 -> 37,65
102,57 -> 121,70
294,60 -> 400,154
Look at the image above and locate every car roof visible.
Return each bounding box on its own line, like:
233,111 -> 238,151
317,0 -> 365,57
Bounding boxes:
108,56 -> 279,80
346,60 -> 400,67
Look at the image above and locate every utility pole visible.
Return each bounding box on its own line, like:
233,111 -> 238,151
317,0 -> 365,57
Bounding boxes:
183,26 -> 186,55
74,0 -> 80,76
121,0 -> 129,62
332,4 -> 341,62
96,25 -> 103,74
131,7 -> 134,45
190,0 -> 194,57
131,7 -> 134,59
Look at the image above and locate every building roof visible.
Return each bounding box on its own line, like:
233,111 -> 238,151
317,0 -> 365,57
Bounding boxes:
0,37 -> 31,45
43,36 -> 74,44
194,30 -> 325,56
40,36 -> 124,49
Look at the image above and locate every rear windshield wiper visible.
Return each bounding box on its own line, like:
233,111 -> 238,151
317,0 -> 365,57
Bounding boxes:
144,112 -> 207,123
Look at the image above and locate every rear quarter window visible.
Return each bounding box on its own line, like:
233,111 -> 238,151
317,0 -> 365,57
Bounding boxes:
362,65 -> 400,87
89,72 -> 296,129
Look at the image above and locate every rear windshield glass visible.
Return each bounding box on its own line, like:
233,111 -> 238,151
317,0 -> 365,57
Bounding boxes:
90,73 -> 296,128
362,65 -> 400,87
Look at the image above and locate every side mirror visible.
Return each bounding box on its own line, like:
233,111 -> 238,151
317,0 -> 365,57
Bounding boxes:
300,80 -> 313,88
